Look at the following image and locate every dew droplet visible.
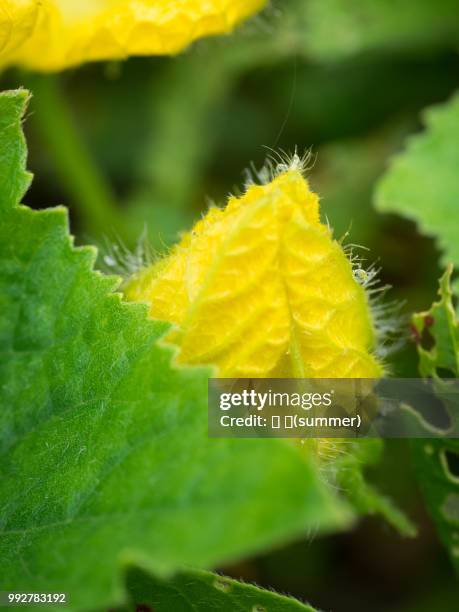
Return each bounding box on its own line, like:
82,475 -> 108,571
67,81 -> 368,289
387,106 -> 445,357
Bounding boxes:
213,578 -> 231,593
353,267 -> 368,284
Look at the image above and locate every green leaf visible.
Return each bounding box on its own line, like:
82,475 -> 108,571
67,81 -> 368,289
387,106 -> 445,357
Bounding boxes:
375,93 -> 459,272
304,0 -> 459,61
411,268 -> 459,572
411,439 -> 459,573
0,90 -> 32,214
412,265 -> 459,379
0,90 -> 351,610
124,567 -> 318,612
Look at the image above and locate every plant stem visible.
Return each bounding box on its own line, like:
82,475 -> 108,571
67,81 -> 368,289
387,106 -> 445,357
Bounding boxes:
24,73 -> 123,240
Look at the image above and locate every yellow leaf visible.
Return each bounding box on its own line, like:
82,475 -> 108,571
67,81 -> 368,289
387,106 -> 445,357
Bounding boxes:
0,0 -> 265,72
125,162 -> 383,379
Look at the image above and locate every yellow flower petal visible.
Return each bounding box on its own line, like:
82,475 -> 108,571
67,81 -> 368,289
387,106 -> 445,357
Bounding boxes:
0,1 -> 38,58
0,0 -> 265,71
125,164 -> 383,379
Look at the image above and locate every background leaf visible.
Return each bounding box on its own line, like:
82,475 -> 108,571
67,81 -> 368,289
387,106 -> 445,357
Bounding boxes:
0,90 -> 351,610
410,268 -> 459,572
303,0 -> 459,61
411,438 -> 459,574
124,567 -> 318,612
375,93 -> 459,275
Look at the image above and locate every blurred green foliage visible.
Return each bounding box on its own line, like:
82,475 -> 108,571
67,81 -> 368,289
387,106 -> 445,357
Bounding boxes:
410,269 -> 459,574
304,0 -> 459,59
376,94 -> 459,275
